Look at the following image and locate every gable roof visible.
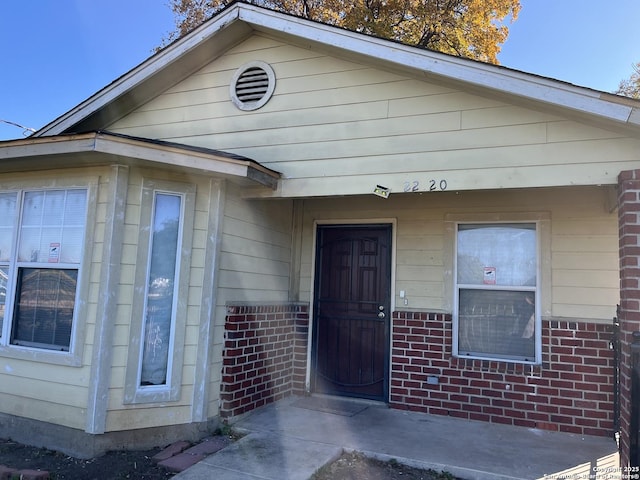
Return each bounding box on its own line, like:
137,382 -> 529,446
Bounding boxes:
35,1 -> 640,139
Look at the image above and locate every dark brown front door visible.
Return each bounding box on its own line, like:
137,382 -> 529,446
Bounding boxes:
312,224 -> 391,401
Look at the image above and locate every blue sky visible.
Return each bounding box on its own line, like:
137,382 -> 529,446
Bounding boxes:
1,0 -> 638,141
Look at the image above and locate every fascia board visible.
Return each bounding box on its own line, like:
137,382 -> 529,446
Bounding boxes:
98,135 -> 278,188
0,134 -> 97,160
0,132 -> 279,188
93,135 -> 250,177
238,4 -> 639,129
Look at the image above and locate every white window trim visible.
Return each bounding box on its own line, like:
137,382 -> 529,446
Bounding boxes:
123,178 -> 195,404
0,178 -> 97,367
445,212 -> 551,365
137,191 -> 184,389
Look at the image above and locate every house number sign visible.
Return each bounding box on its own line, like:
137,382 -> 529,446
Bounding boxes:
403,179 -> 448,193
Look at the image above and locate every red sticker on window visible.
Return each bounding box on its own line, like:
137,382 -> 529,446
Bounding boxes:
48,243 -> 60,263
483,267 -> 496,284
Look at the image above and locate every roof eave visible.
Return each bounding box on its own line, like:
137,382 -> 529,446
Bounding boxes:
34,6 -> 249,137
237,3 -> 640,130
34,2 -> 640,137
0,132 -> 280,189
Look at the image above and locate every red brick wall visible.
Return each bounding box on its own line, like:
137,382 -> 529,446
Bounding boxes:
220,304 -> 309,419
618,169 -> 640,466
390,311 -> 615,437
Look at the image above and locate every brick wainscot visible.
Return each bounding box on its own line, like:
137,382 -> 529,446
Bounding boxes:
221,304 -> 309,419
618,169 -> 640,466
389,311 -> 615,437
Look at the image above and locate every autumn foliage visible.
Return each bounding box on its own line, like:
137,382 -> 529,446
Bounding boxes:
164,0 -> 521,64
616,62 -> 640,99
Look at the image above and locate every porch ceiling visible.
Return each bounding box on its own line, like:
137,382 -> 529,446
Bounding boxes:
0,131 -> 280,189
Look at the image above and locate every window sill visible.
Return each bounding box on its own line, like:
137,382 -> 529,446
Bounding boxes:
123,385 -> 179,405
453,353 -> 541,366
0,344 -> 82,367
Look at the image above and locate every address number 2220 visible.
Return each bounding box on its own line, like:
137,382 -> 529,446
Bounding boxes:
403,179 -> 448,192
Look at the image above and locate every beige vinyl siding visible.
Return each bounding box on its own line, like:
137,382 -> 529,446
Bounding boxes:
104,170 -> 141,425
551,202 -> 619,320
298,186 -> 618,322
104,169 -> 210,431
0,358 -> 90,429
0,167 -> 107,430
106,405 -> 193,431
0,393 -> 84,430
217,186 -> 292,304
207,183 -> 293,417
109,33 -> 640,198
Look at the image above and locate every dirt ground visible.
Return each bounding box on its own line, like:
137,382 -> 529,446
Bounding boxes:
0,438 -> 174,479
312,451 -> 458,480
1,439 -> 458,480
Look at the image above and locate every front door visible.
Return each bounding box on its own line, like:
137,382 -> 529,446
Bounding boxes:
312,224 -> 391,401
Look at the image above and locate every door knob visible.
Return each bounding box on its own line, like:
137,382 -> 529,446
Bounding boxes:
378,311 -> 385,318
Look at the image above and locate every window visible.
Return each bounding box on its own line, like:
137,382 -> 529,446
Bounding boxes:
139,193 -> 182,387
124,179 -> 194,404
454,223 -> 539,363
0,193 -> 17,338
0,189 -> 87,352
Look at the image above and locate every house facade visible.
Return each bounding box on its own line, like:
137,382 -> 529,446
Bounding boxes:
1,1 -> 640,466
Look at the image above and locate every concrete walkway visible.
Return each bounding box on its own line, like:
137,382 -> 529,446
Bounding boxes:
174,396 -> 619,480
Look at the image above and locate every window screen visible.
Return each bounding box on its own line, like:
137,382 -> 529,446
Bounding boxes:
12,268 -> 78,350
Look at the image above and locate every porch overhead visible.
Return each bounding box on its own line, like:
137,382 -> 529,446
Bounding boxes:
0,131 -> 280,188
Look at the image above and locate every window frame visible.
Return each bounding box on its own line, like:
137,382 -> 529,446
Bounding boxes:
124,178 -> 195,404
138,191 -> 183,388
0,191 -> 18,343
0,179 -> 96,367
445,213 -> 551,365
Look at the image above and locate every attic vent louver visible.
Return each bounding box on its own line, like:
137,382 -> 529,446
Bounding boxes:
230,61 -> 276,111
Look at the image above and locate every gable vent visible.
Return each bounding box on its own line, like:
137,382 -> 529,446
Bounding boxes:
230,61 -> 276,111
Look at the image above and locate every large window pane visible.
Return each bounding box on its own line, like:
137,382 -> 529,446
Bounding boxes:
20,191 -> 46,226
11,268 -> 78,351
0,193 -> 17,263
456,222 -> 538,363
458,289 -> 536,361
18,190 -> 87,264
457,224 -> 536,286
140,194 -> 181,386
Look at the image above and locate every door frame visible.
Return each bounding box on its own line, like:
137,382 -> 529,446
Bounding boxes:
307,219 -> 397,402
